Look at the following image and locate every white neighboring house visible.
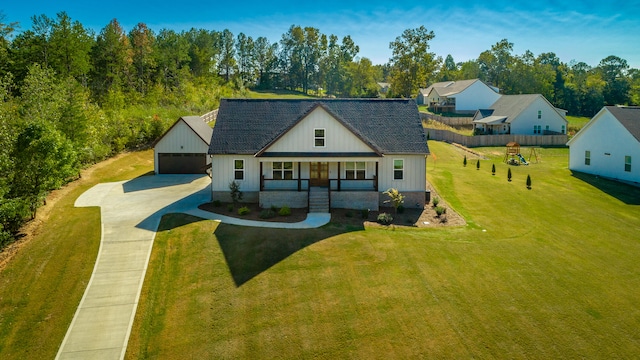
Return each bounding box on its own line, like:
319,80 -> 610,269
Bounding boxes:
153,116 -> 213,174
208,99 -> 430,211
416,79 -> 500,113
567,106 -> 640,185
473,94 -> 568,135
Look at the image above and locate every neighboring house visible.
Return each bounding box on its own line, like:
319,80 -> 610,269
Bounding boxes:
567,106 -> 640,185
153,116 -> 213,174
416,79 -> 500,113
208,99 -> 430,211
473,94 -> 568,135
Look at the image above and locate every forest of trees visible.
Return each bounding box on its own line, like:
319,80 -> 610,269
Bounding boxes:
0,11 -> 639,248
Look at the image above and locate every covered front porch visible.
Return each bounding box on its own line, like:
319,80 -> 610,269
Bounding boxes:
258,157 -> 381,211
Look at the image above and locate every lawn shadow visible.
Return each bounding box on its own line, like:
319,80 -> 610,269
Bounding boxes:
571,171 -> 640,205
214,222 -> 363,287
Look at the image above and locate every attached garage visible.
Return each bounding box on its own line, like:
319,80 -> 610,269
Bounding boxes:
154,116 -> 213,174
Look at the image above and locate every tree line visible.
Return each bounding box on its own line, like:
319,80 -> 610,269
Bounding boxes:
0,11 -> 638,248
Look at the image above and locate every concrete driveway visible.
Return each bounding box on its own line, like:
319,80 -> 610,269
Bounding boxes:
56,174 -> 330,360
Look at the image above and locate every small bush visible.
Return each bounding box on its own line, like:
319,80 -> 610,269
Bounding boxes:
279,206 -> 291,216
227,204 -> 234,212
432,197 -> 440,207
526,174 -> 532,189
238,206 -> 250,215
213,200 -> 222,207
463,155 -> 467,167
397,205 -> 405,214
508,168 -> 513,182
361,208 -> 370,219
476,160 -> 480,170
435,206 -> 447,217
345,210 -> 354,218
259,209 -> 276,219
377,213 -> 393,225
270,205 -> 278,212
492,163 -> 496,175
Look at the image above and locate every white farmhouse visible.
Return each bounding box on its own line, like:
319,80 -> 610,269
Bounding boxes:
417,79 -> 500,113
473,94 -> 568,135
208,99 -> 430,211
567,106 -> 640,185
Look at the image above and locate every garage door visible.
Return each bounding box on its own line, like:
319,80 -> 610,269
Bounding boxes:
158,153 -> 207,174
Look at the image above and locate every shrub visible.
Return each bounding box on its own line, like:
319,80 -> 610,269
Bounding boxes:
270,205 -> 278,212
238,206 -> 250,216
435,206 -> 447,217
259,209 -> 276,219
508,168 -> 513,182
213,200 -> 222,207
463,155 -> 467,167
526,174 -> 532,189
279,206 -> 291,216
492,163 -> 496,175
383,188 -> 405,214
476,160 -> 480,170
397,205 -> 405,214
361,208 -> 370,219
377,212 -> 393,225
345,210 -> 353,218
432,197 -> 440,207
229,180 -> 243,205
227,204 -> 234,212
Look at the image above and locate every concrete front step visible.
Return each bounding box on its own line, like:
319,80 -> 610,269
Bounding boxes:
308,187 -> 329,213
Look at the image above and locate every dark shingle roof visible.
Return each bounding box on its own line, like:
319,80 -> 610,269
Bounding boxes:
607,106 -> 640,142
208,99 -> 429,155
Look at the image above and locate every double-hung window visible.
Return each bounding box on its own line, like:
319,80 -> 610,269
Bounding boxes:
314,128 -> 325,147
537,110 -> 542,119
585,151 -> 591,166
234,159 -> 244,180
273,161 -> 293,180
625,156 -> 632,172
345,162 -> 365,180
533,125 -> 542,134
393,159 -> 404,180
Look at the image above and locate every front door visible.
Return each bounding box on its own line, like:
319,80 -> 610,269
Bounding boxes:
310,162 -> 329,187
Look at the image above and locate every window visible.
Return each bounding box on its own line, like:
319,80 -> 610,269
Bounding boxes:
273,161 -> 293,180
545,125 -> 550,132
345,162 -> 366,180
234,159 -> 244,180
585,151 -> 591,166
533,125 -> 542,134
562,125 -> 566,134
625,156 -> 632,172
314,128 -> 325,147
393,159 -> 404,180
537,110 -> 542,119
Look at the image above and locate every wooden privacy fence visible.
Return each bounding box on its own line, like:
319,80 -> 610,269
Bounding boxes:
425,128 -> 568,147
201,109 -> 218,123
420,112 -> 474,126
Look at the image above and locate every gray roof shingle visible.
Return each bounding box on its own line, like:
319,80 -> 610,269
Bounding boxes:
208,99 -> 429,156
607,106 -> 640,142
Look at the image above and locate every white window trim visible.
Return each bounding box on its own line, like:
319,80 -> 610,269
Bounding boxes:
234,159 -> 244,181
272,161 -> 294,180
345,161 -> 366,180
393,159 -> 404,180
314,128 -> 326,148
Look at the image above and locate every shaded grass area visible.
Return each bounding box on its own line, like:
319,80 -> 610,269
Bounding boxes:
0,150 -> 154,360
128,143 -> 640,359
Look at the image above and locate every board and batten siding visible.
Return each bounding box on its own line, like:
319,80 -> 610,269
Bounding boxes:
265,107 -> 375,153
154,120 -> 211,173
211,155 -> 260,192
510,97 -> 567,135
569,109 -> 640,183
378,154 -> 426,192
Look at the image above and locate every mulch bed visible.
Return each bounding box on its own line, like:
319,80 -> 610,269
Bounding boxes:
197,191 -> 466,229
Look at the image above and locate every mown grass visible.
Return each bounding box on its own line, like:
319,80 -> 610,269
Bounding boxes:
0,150 -> 154,360
566,115 -> 591,135
127,142 -> 640,359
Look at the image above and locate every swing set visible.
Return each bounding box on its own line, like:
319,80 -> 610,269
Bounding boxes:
504,142 -> 540,165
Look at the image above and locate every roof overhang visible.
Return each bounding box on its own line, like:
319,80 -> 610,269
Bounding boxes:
473,116 -> 507,125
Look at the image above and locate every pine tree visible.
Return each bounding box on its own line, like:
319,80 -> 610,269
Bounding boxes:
526,174 -> 532,189
508,168 -> 512,182
492,163 -> 496,175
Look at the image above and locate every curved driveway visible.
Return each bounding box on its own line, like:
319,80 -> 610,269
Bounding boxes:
56,175 -> 330,360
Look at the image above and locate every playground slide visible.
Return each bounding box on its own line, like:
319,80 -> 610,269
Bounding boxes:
517,153 -> 529,165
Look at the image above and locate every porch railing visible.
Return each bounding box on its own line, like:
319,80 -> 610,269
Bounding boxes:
260,176 -> 310,191
329,178 -> 378,192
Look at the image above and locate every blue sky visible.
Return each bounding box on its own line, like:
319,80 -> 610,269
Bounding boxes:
3,1 -> 640,68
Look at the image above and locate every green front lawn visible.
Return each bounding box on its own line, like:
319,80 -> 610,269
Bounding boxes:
127,143 -> 640,359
